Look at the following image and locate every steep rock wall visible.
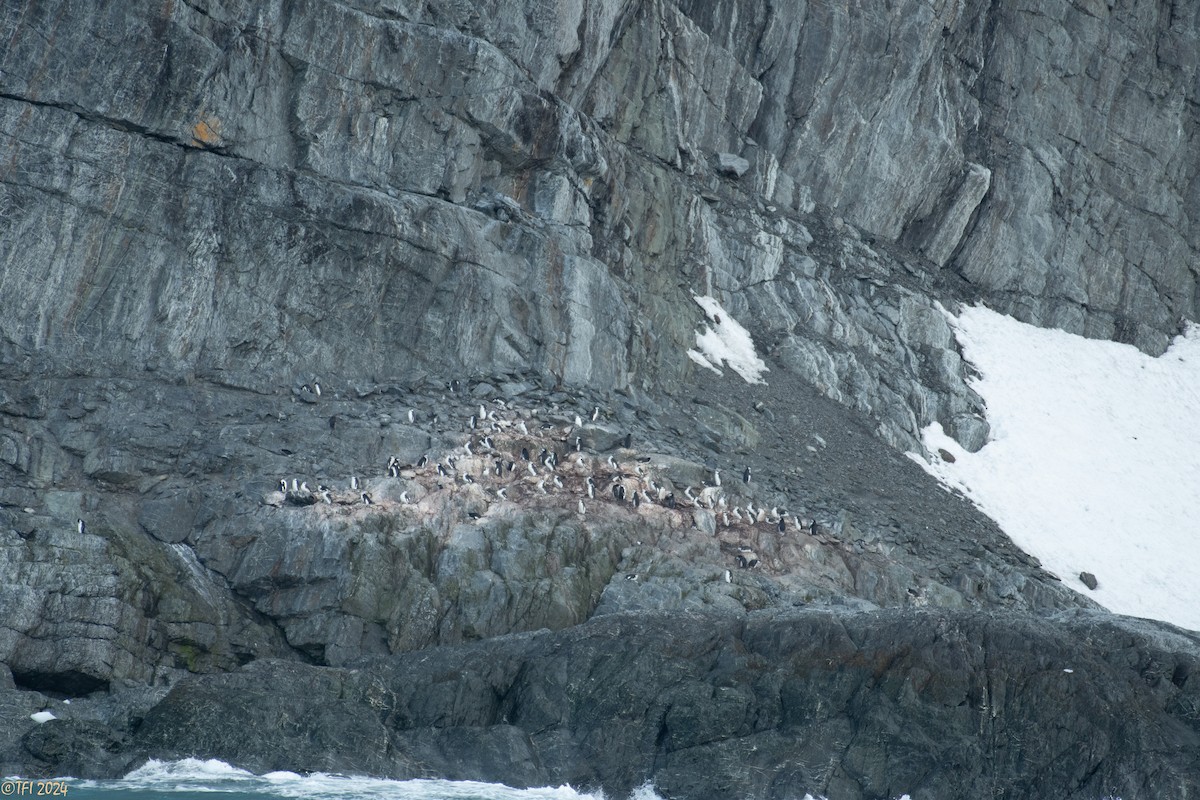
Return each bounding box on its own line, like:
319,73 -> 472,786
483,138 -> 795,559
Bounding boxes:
3,0 -> 1194,444
678,0 -> 1199,353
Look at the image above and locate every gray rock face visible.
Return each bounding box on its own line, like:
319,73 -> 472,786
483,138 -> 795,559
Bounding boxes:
0,1 -> 633,392
911,162 -> 993,268
955,2 -> 1198,353
679,0 -> 1199,353
0,504 -> 287,692
0,0 -> 1197,793
716,152 -> 751,178
3,0 -> 1194,454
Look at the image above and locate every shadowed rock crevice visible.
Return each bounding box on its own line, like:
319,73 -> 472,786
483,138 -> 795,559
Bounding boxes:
10,669 -> 109,698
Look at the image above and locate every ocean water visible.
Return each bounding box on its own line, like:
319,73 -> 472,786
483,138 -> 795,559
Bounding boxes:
38,759 -> 664,800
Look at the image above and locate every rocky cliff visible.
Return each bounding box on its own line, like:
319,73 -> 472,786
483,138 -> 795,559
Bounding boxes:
1,1 -> 1198,797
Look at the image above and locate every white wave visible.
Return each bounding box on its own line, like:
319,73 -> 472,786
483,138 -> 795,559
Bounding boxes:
128,758 -> 252,780
63,761 -> 927,800
68,759 -> 630,799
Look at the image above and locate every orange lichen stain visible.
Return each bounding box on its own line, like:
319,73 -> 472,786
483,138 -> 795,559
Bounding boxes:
191,116 -> 222,147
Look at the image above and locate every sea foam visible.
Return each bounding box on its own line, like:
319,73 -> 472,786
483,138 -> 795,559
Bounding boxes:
67,758 -> 631,800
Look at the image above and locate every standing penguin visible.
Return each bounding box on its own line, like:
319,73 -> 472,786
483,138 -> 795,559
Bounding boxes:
742,466 -> 752,484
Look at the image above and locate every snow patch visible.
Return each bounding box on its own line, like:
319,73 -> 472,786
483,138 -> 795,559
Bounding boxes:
687,295 -> 768,384
30,711 -> 56,724
913,305 -> 1200,632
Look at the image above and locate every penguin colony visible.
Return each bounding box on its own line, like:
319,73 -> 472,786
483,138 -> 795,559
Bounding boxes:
274,383 -> 822,572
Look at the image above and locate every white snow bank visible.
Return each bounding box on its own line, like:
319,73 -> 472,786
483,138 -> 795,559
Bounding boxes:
914,305 -> 1200,632
687,295 -> 769,384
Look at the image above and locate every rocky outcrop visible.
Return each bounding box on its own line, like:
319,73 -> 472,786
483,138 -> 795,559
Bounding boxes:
0,370 -> 1084,690
10,609 -> 1200,799
0,0 -> 1197,794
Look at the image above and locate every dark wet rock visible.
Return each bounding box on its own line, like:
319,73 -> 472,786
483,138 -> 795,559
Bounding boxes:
18,609 -> 1183,799
1081,572 -> 1099,591
21,719 -> 138,780
0,677 -> 174,779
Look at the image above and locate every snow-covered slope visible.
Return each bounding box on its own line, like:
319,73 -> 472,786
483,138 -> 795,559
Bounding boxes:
916,305 -> 1200,632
